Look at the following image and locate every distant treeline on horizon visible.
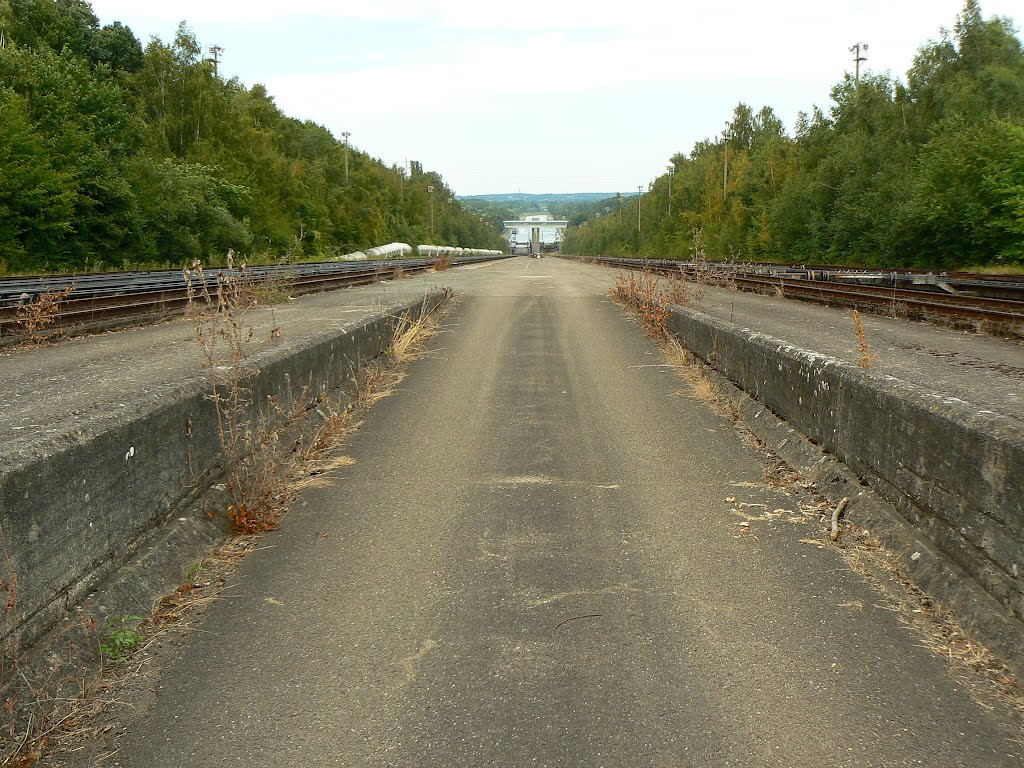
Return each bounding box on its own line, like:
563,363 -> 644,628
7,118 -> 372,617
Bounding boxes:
458,193 -> 636,203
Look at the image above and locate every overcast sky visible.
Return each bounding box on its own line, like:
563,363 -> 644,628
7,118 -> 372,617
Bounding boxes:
88,0 -> 1022,196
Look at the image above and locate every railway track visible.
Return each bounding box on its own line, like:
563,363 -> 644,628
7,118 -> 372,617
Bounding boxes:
0,254 -> 511,346
575,256 -> 1024,335
725,260 -> 1024,301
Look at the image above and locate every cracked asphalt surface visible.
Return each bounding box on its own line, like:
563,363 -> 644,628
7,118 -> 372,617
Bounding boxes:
105,257 -> 1022,767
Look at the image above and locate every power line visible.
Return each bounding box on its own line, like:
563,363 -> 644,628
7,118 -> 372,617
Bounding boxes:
342,131 -> 351,182
637,185 -> 642,242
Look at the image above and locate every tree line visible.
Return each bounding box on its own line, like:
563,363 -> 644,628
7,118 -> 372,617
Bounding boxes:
564,1 -> 1024,270
0,0 -> 505,274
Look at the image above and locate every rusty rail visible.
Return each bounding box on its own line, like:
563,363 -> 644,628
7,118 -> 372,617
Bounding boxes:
578,256 -> 1024,333
0,255 -> 510,345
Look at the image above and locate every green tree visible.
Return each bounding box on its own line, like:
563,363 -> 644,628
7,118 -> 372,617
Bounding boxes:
4,0 -> 99,59
93,21 -> 144,73
130,157 -> 250,262
0,88 -> 75,270
901,117 -> 1024,266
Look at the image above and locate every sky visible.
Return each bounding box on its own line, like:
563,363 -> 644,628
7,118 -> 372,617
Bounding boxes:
87,0 -> 1023,196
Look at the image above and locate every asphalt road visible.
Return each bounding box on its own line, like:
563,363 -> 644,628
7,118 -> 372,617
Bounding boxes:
108,257 -> 1022,767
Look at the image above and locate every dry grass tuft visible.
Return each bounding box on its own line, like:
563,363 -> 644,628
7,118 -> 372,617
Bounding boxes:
609,229 -> 739,337
762,457 -> 802,489
887,297 -> 910,321
11,536 -> 258,763
292,454 -> 357,492
355,364 -> 401,409
390,307 -> 433,364
185,257 -> 337,534
685,228 -> 712,306
828,528 -> 1023,714
353,305 -> 442,411
662,275 -> 693,308
663,338 -> 737,419
609,270 -> 671,339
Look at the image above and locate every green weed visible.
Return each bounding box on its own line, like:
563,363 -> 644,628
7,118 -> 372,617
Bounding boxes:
99,615 -> 143,664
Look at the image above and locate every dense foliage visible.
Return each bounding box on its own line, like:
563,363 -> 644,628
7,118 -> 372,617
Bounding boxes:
564,1 -> 1024,270
0,0 -> 504,274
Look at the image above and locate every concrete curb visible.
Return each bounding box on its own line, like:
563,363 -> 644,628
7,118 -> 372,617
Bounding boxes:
1,288 -> 451,652
665,303 -> 1024,677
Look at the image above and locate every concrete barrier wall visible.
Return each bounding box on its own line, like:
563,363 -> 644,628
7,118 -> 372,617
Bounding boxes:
666,306 -> 1024,623
2,290 -> 449,648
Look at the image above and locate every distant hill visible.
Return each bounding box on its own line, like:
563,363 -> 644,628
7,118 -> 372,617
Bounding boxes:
459,192 -> 633,228
457,192 -> 633,205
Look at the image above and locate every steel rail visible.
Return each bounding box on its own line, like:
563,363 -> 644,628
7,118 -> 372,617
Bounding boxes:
582,256 -> 1024,330
587,256 -> 1024,301
736,259 -> 1024,285
0,259 -> 441,304
1,255 -> 510,344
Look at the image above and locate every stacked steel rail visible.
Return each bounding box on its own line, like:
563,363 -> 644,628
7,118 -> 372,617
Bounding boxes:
0,254 -> 510,345
576,256 -> 1024,332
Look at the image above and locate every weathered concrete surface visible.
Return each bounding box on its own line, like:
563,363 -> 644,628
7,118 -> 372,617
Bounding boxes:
664,275 -> 1024,429
99,257 -> 1023,767
0,284 -> 450,649
665,303 -> 1024,664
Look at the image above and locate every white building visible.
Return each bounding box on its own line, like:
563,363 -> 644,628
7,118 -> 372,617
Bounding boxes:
502,213 -> 568,254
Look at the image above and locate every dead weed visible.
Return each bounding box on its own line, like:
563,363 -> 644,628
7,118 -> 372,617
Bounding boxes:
663,338 -> 737,420
609,270 -> 671,339
16,285 -> 75,346
830,528 -> 1023,715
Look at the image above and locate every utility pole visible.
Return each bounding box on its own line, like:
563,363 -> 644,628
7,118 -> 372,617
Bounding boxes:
428,185 -> 434,236
849,42 -> 869,88
342,131 -> 351,182
723,126 -> 730,199
398,165 -> 403,205
207,45 -> 223,76
667,165 -> 673,217
637,185 -> 642,242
